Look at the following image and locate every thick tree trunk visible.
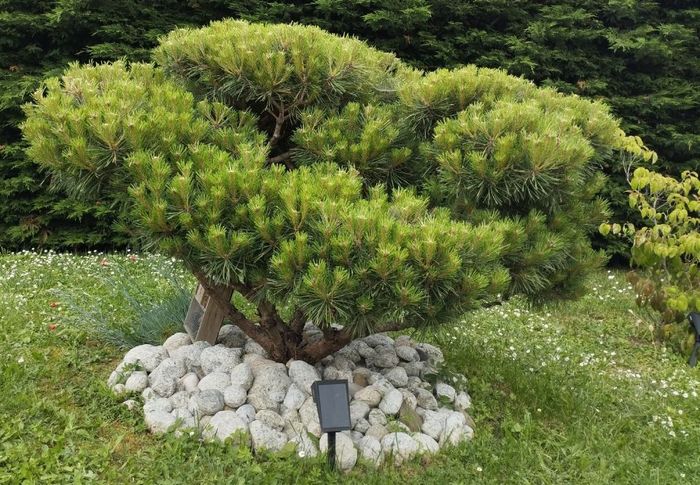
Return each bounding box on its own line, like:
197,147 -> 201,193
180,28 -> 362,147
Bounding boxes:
192,273 -> 347,363
192,272 -> 406,363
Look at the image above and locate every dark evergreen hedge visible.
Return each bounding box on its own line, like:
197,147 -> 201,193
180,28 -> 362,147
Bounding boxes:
2,1 -> 698,255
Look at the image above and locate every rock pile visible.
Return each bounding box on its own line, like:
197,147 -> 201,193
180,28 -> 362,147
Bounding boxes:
109,324 -> 474,471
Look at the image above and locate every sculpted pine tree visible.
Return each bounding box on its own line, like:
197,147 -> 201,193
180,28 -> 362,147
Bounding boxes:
22,20 -> 654,362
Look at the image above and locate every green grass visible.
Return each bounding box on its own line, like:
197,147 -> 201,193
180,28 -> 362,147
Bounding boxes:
1,252 -> 698,484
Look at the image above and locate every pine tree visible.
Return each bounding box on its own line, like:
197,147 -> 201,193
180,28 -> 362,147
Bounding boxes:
22,20 -> 653,362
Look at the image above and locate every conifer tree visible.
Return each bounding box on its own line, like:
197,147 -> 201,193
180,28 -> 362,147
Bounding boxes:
22,20 -> 653,362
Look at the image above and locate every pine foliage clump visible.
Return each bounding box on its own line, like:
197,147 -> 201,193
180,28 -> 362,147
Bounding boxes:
22,20 -> 653,362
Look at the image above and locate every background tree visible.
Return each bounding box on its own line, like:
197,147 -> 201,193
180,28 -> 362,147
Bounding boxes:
23,21 -> 652,362
2,1 -> 697,254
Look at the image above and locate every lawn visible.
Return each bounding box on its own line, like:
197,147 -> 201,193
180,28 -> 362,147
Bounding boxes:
0,251 -> 698,483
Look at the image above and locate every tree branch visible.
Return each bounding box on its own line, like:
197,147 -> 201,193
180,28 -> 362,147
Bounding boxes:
268,150 -> 293,169
268,104 -> 286,147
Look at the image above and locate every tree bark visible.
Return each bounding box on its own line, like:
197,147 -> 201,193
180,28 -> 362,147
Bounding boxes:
191,271 -> 408,363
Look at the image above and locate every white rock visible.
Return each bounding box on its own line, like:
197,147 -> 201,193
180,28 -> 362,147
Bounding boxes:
413,388 -> 438,410
163,333 -> 192,356
144,397 -> 172,414
439,411 -> 468,446
142,387 -> 157,401
287,360 -> 320,395
178,373 -> 200,393
352,367 -> 372,385
169,344 -> 204,372
336,346 -> 361,364
282,383 -> 307,413
435,382 -> 456,403
415,343 -> 444,364
173,408 -> 196,429
247,362 -> 291,411
400,361 -> 424,377
421,410 -> 446,440
122,399 -> 138,411
363,334 -> 394,347
285,418 -> 319,458
145,410 -> 176,434
365,423 -> 388,440
205,410 -> 248,441
368,374 -> 394,394
355,341 -> 376,359
357,435 -> 383,466
223,385 -> 247,408
289,432 -> 318,458
383,367 -> 408,387
229,362 -> 254,391
394,335 -> 413,347
218,324 -> 248,348
299,397 -> 321,437
198,372 -> 231,393
256,409 -> 285,431
108,363 -> 126,388
355,418 -> 370,434
320,432 -> 357,472
332,355 -> 356,372
236,404 -> 257,423
348,382 -> 363,398
413,433 -> 440,454
369,345 -> 399,368
406,376 -> 423,389
399,389 -> 417,409
368,408 -> 388,426
189,389 -> 224,417
112,383 -> 126,396
354,386 -> 382,407
323,366 -> 352,381
380,432 -> 419,465
170,391 -> 191,409
199,415 -> 212,430
123,344 -> 167,372
249,420 -> 288,452
124,371 -> 148,393
243,353 -> 264,365
200,345 -> 242,375
149,358 -> 187,397
349,401 -> 370,427
245,340 -> 268,357
454,391 -> 472,411
396,345 -> 420,362
379,389 -> 403,416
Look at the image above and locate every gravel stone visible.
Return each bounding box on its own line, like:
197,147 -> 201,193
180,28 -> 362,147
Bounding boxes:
123,344 -> 168,372
249,420 -> 288,452
320,432 -> 357,472
223,385 -> 247,408
380,432 -> 419,465
198,372 -> 230,393
163,333 -> 192,356
229,362 -> 254,390
379,389 -> 403,416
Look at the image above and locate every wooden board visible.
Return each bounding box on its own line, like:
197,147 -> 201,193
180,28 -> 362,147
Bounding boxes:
183,284 -> 233,345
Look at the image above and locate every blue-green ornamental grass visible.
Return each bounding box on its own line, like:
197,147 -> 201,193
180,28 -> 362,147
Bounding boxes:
1,252 -> 699,483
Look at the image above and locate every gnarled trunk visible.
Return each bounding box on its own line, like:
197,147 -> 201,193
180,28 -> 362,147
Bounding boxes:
192,273 -> 356,363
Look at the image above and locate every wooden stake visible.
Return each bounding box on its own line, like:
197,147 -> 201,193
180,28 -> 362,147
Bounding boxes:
183,283 -> 233,345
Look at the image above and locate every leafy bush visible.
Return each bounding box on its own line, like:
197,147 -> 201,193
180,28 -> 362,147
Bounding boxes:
601,168 -> 700,352
23,20 -> 652,363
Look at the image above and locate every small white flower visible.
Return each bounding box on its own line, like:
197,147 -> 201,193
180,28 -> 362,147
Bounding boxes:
17,356 -> 24,364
